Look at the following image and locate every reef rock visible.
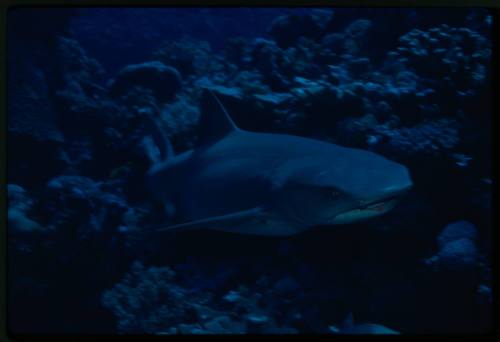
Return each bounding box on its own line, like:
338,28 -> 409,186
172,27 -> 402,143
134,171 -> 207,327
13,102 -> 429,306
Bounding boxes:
426,237 -> 478,272
7,184 -> 47,255
42,175 -> 129,242
109,61 -> 182,102
7,184 -> 33,211
437,220 -> 478,248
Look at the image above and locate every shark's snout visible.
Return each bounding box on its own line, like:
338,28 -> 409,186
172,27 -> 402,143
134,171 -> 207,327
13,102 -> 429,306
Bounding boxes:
380,182 -> 413,197
328,164 -> 413,225
370,181 -> 413,205
367,163 -> 412,198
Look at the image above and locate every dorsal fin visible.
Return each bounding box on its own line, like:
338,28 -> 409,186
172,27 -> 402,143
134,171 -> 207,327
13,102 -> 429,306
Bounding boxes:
198,88 -> 239,145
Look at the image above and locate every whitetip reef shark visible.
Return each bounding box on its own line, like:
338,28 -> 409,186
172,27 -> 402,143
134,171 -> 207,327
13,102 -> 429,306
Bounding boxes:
143,89 -> 413,236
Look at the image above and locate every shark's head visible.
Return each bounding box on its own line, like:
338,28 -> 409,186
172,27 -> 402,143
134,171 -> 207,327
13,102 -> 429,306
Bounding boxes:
272,142 -> 413,227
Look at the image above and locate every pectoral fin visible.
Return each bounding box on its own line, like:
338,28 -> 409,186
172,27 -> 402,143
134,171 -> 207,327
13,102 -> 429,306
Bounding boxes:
156,207 -> 266,233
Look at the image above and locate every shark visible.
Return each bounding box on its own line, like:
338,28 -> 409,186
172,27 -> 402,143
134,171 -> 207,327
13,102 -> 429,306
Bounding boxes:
144,89 -> 413,236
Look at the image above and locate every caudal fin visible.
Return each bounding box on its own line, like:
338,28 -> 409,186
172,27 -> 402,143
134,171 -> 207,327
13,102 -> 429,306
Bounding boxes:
139,107 -> 174,164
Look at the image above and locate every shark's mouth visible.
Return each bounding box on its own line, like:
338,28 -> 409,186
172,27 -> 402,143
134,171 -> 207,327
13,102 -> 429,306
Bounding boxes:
329,197 -> 400,224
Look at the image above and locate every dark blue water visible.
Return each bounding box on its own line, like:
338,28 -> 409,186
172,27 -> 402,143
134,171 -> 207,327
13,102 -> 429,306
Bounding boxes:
7,7 -> 493,335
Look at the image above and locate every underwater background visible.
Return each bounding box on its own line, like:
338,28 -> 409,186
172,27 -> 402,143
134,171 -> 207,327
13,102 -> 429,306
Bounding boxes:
7,7 -> 492,334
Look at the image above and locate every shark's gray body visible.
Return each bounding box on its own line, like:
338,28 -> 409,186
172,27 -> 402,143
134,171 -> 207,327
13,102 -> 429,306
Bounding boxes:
145,90 -> 412,236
